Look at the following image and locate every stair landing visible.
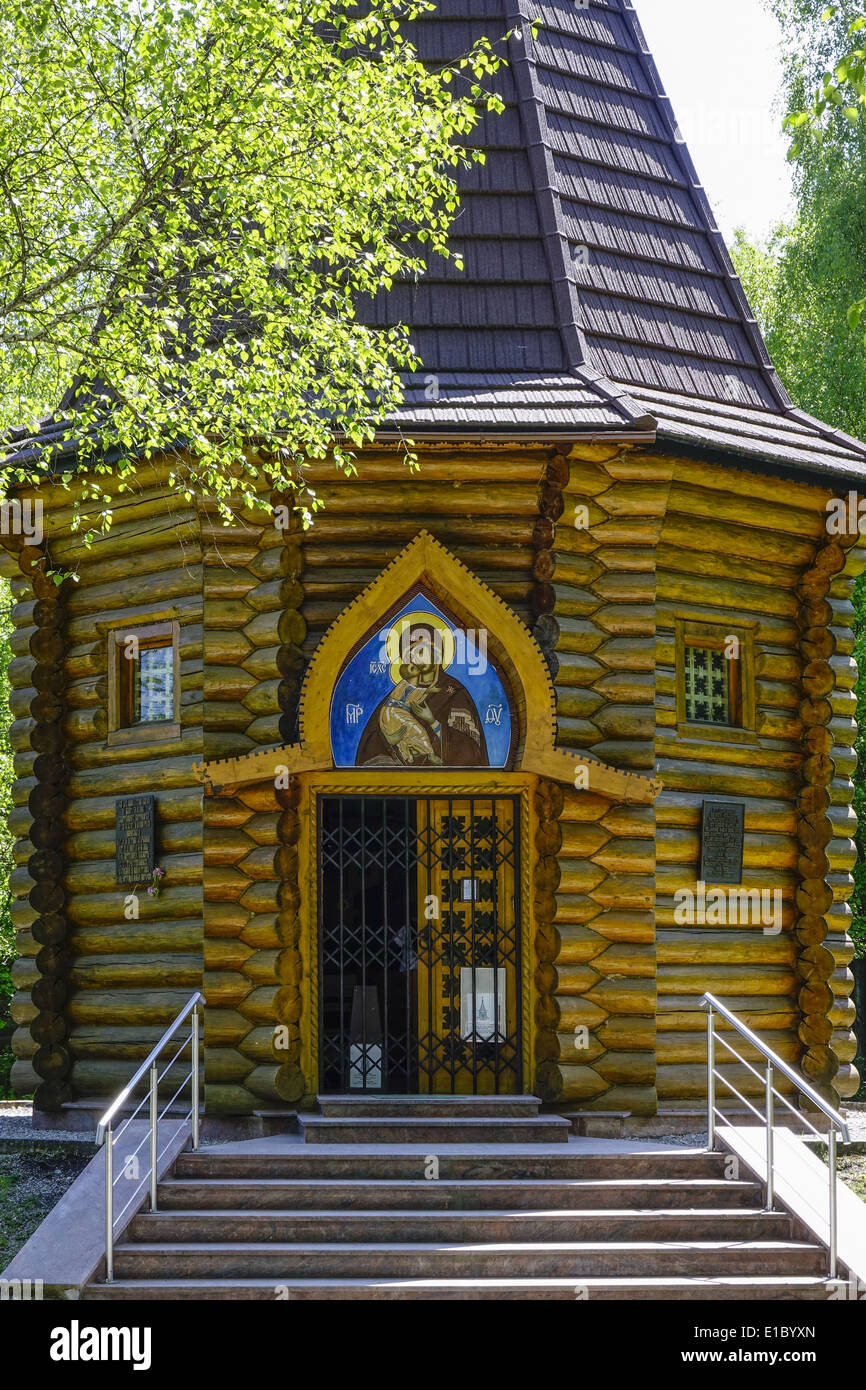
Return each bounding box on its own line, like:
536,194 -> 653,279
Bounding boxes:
303,1094 -> 570,1145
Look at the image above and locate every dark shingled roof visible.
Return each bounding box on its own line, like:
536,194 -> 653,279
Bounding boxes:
8,0 -> 866,481
364,0 -> 866,480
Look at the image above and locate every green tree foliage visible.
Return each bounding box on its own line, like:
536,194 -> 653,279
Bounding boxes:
0,580 -> 15,1097
732,0 -> 866,964
0,1 -> 516,1097
732,2 -> 866,436
0,0 -> 506,531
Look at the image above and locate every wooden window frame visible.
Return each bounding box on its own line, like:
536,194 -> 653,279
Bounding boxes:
674,619 -> 757,744
107,620 -> 181,747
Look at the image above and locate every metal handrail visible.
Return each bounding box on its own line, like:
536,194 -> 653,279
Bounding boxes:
701,992 -> 850,1280
96,991 -> 203,1282
96,992 -> 203,1143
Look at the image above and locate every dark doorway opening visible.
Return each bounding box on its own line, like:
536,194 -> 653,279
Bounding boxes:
318,794 -> 521,1095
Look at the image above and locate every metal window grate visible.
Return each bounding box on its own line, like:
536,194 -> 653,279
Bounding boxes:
683,645 -> 730,724
318,795 -> 521,1094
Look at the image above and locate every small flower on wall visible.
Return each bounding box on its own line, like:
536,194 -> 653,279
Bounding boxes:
146,867 -> 166,898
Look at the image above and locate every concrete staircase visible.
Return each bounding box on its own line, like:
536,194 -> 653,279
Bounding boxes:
84,1096 -> 831,1300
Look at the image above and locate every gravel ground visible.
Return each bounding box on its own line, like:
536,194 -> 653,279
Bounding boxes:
0,1104 -> 91,1143
841,1105 -> 866,1143
632,1131 -> 707,1147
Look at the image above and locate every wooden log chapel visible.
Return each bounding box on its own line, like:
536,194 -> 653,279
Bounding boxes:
2,0 -> 864,1124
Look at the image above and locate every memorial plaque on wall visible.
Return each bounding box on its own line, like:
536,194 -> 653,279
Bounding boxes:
115,794 -> 156,885
700,799 -> 745,885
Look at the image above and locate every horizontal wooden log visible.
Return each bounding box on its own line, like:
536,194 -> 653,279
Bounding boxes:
63,785 -> 202,832
64,887 -> 202,926
659,963 -> 796,995
65,988 -> 194,1025
63,1060 -> 194,1095
203,1083 -> 257,1114
203,827 -> 255,867
67,822 -> 201,862
245,714 -> 283,744
240,814 -> 279,847
657,1062 -> 796,1100
658,996 -> 798,1029
573,1083 -> 658,1115
656,759 -> 797,800
656,1030 -> 799,1065
66,757 -> 203,800
204,938 -> 254,972
655,791 -> 795,834
10,1059 -> 40,1095
69,919 -> 203,955
593,1051 -> 655,1086
580,977 -> 656,1015
240,915 -> 280,950
656,826 -> 796,870
69,953 -> 202,988
203,1008 -> 250,1047
64,853 -> 201,895
666,479 -> 823,534
202,1047 -> 255,1084
546,1063 -> 608,1101
66,596 -> 203,647
596,1016 -> 656,1049
657,542 -> 801,591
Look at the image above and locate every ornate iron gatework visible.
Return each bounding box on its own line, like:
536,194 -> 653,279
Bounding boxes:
318,795 -> 522,1094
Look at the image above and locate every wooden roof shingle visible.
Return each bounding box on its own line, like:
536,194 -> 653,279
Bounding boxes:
365,0 -> 866,480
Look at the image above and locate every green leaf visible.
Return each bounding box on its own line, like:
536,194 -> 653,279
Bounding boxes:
0,0 -> 506,546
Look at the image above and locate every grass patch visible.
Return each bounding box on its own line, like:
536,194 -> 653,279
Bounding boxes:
0,1146 -> 93,1271
837,1153 -> 866,1203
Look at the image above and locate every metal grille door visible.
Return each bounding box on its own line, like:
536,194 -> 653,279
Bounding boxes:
318,795 -> 521,1094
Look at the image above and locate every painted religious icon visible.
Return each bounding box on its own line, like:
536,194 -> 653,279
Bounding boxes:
330,595 -> 513,769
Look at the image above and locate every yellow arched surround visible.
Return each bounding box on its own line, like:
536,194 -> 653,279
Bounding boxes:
202,530 -> 659,803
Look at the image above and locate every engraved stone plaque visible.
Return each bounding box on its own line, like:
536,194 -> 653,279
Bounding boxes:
115,794 -> 156,885
700,800 -> 745,885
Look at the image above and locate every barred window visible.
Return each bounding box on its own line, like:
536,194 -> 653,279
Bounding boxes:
683,645 -> 731,725
675,620 -> 753,735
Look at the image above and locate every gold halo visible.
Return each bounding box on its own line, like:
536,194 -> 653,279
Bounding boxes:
385,611 -> 455,684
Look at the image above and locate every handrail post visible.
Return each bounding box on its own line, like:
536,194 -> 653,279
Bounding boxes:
765,1062 -> 774,1212
104,1122 -> 114,1283
149,1062 -> 159,1212
698,993 -> 849,1283
828,1127 -> 838,1280
191,1004 -> 200,1151
706,1008 -> 715,1150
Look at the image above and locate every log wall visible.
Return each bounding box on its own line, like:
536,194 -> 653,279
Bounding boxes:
4,477 -> 205,1104
653,458 -> 861,1106
535,443 -> 665,1112
199,496 -> 307,1113
296,446 -> 550,666
821,536 -> 865,1102
2,442 -> 861,1114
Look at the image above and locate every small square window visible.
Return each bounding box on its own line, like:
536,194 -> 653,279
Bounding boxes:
107,621 -> 181,745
